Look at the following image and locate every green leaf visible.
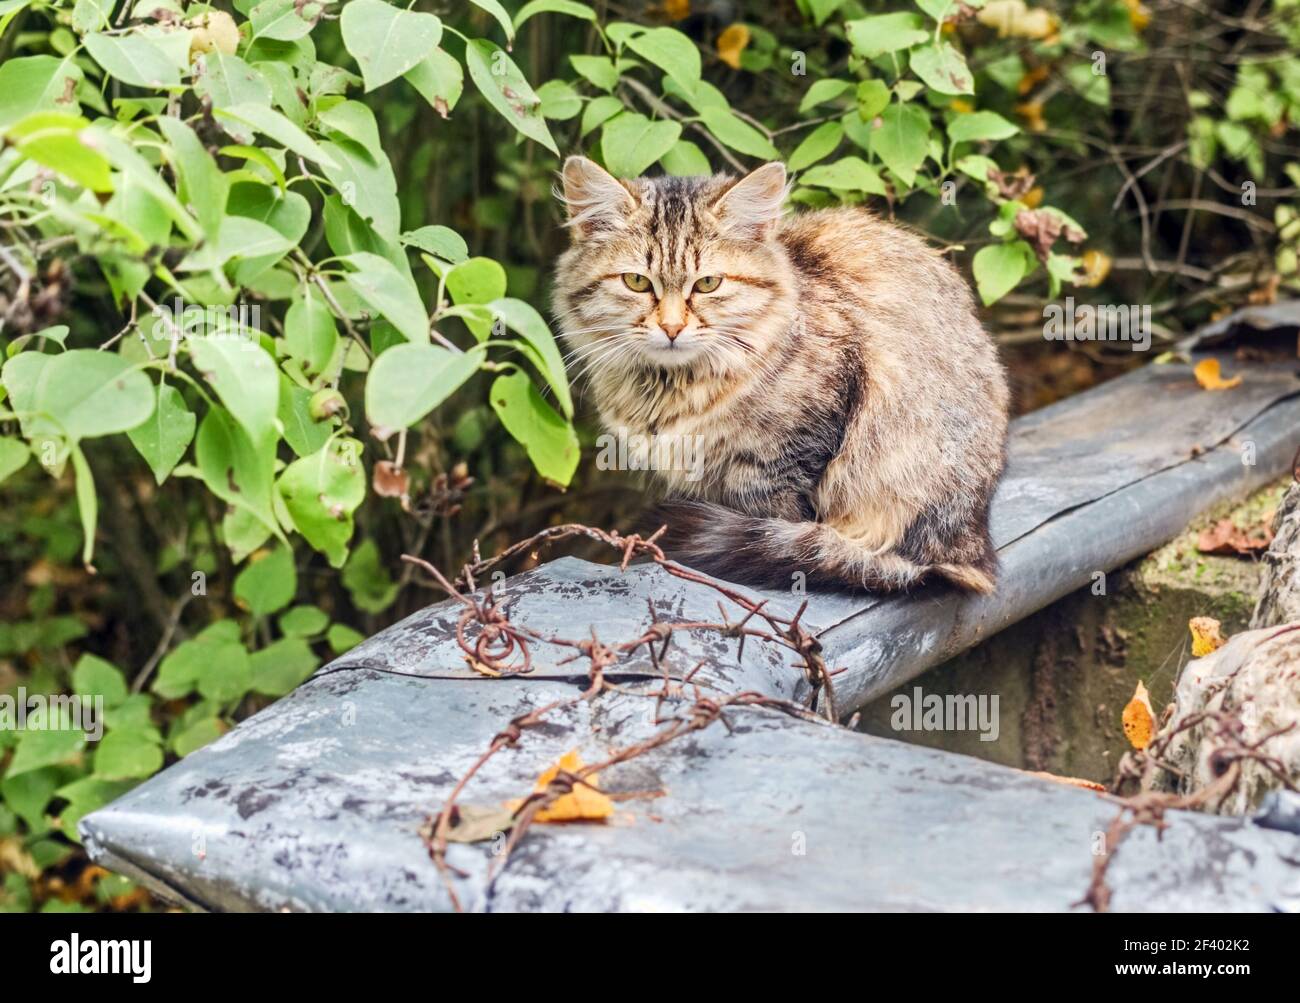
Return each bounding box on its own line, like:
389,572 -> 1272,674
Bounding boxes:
72,654 -> 127,709
469,0 -> 516,41
401,225 -> 468,264
93,730 -> 162,781
800,156 -> 886,194
788,121 -> 843,172
601,112 -> 682,178
365,343 -> 483,431
798,78 -> 852,115
214,102 -> 339,170
189,334 -> 279,447
285,286 -> 339,378
194,52 -> 274,111
279,604 -> 329,637
83,31 -> 180,88
570,54 -> 618,92
856,79 -> 891,120
157,115 -> 229,239
6,112 -> 112,192
464,38 -> 558,155
154,630 -> 247,700
172,717 -> 225,757
0,437 -> 30,484
196,642 -> 253,702
873,102 -> 930,187
341,0 -> 442,92
249,637 -> 320,696
341,251 -> 429,343
489,370 -> 579,486
488,298 -> 572,419
537,79 -> 582,120
446,256 -> 508,307
6,728 -> 84,778
514,0 -> 596,29
0,55 -> 84,131
234,543 -> 297,617
30,350 -> 153,440
278,377 -> 333,458
250,0 -> 320,42
404,47 -> 464,116
973,241 -> 1033,306
581,94 -> 624,138
624,27 -> 700,95
698,107 -> 779,160
194,405 -> 279,534
87,125 -> 202,239
319,137 -> 401,243
660,138 -> 711,176
947,111 -> 1019,144
845,13 -> 928,57
342,538 -> 399,614
910,41 -> 974,96
69,442 -> 97,568
277,438 -> 366,567
126,383 -> 195,485
327,623 -> 365,654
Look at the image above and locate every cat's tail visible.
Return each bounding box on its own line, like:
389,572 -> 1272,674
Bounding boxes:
643,500 -> 996,595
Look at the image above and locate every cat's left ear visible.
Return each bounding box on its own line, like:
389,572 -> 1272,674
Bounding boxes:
712,162 -> 788,240
559,156 -> 638,239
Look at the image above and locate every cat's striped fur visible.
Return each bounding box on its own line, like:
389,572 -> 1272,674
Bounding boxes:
553,156 -> 1009,593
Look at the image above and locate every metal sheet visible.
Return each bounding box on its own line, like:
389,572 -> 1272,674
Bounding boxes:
82,351 -> 1300,912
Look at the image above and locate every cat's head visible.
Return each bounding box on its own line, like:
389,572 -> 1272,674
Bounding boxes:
552,157 -> 794,375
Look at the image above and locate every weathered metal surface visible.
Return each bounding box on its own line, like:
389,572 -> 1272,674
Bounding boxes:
82,351 -> 1300,911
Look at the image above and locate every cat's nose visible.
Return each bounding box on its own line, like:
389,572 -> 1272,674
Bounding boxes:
661,320 -> 685,341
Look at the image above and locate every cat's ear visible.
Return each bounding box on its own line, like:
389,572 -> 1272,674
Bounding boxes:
712,162 -> 788,240
559,156 -> 637,239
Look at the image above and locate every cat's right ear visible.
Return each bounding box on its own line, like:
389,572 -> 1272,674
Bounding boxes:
559,156 -> 637,239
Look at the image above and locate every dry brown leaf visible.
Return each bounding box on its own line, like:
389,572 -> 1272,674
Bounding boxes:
1189,616 -> 1227,658
716,24 -> 750,70
432,804 -> 516,844
1193,358 -> 1243,391
1122,680 -> 1156,750
509,749 -> 614,823
1196,517 -> 1274,557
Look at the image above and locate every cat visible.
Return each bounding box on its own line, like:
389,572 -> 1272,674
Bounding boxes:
552,156 -> 1009,594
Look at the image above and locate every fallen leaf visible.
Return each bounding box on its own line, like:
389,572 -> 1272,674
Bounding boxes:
1193,357 -> 1243,390
1076,248 -> 1112,287
1196,517 -> 1274,557
1023,770 -> 1106,792
1189,616 -> 1227,657
509,749 -> 614,823
716,23 -> 750,70
1122,680 -> 1156,750
430,804 -> 516,844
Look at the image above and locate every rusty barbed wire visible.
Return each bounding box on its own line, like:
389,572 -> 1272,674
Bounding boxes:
400,521 -> 842,911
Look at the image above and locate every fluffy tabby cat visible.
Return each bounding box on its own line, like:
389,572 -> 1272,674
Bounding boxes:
553,156 -> 1009,593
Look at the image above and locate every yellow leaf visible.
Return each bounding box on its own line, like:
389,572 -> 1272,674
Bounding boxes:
1014,100 -> 1047,132
663,0 -> 690,20
1189,616 -> 1227,657
949,98 -> 975,114
1022,186 -> 1044,209
1122,680 -> 1156,750
1193,358 -> 1243,391
1076,248 -> 1112,287
978,0 -> 1056,39
510,749 -> 614,823
716,23 -> 750,70
1125,0 -> 1151,31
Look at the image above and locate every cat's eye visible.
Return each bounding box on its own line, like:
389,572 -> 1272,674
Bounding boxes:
693,275 -> 723,293
622,273 -> 652,292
